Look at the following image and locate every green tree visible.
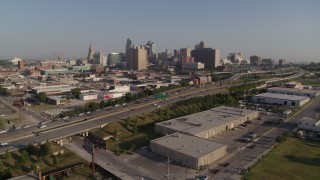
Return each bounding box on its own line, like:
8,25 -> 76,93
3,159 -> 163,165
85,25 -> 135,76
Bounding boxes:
132,120 -> 138,134
4,150 -> 10,161
71,88 -> 81,99
39,142 -> 51,157
124,117 -> 131,130
19,150 -> 30,164
99,100 -> 106,109
36,92 -> 47,102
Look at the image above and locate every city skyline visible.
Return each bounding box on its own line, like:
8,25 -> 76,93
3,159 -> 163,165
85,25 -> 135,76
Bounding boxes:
0,0 -> 319,62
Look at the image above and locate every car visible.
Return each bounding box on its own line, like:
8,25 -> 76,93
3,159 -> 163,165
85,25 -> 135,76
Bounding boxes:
0,142 -> 9,148
22,124 -> 30,129
0,129 -> 7,134
248,144 -> 256,149
153,104 -> 158,107
213,168 -> 222,174
62,116 -> 69,120
195,175 -> 209,180
223,162 -> 230,167
157,105 -> 161,108
240,137 -> 251,143
237,125 -> 245,129
38,124 -> 47,129
34,132 -> 41,136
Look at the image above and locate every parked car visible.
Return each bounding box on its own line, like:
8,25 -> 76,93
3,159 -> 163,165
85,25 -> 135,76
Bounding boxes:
223,162 -> 230,167
195,175 -> 209,180
213,169 -> 222,174
38,124 -> 47,129
0,142 -> 9,148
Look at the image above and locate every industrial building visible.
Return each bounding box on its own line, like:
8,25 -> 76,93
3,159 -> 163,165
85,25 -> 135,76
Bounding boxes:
31,85 -> 75,94
155,106 -> 259,139
151,106 -> 258,170
79,92 -> 98,101
47,96 -> 68,105
268,87 -> 320,98
150,133 -> 226,169
298,117 -> 320,132
252,93 -> 310,107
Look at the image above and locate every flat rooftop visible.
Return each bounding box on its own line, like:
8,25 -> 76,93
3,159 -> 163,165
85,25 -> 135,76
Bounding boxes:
151,132 -> 225,158
299,117 -> 320,126
255,93 -> 310,101
269,87 -> 318,94
156,106 -> 257,135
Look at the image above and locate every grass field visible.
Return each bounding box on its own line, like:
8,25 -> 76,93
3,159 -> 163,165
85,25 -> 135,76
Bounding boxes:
243,137 -> 320,180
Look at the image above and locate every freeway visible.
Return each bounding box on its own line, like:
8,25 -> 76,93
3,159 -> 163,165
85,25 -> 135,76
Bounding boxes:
0,83 -> 229,154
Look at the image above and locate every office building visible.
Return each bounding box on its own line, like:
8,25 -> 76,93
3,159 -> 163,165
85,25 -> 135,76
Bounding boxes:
228,53 -> 242,63
191,48 -> 221,68
145,41 -> 157,61
107,53 -> 122,66
262,58 -> 274,66
250,55 -> 262,66
93,52 -> 107,66
126,38 -> 134,50
279,59 -> 287,66
126,46 -> 148,70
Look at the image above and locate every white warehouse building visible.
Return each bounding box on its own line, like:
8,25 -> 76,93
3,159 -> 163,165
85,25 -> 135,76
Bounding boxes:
155,106 -> 259,139
268,87 -> 320,98
298,117 -> 320,132
150,133 -> 226,170
252,93 -> 310,107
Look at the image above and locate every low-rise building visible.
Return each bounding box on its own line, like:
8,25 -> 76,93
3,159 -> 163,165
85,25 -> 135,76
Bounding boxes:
268,87 -> 319,98
31,85 -> 75,94
298,117 -> 320,132
252,93 -> 310,107
150,132 -> 226,170
79,92 -> 98,101
47,96 -> 68,105
155,106 -> 258,138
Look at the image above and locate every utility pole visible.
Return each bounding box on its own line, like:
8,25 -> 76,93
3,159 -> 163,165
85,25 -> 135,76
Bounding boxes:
238,148 -> 242,174
91,142 -> 95,176
167,156 -> 170,180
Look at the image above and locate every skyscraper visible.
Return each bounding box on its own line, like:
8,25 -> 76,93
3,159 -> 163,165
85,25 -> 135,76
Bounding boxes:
126,46 -> 147,70
279,59 -> 287,66
87,43 -> 94,63
228,52 -> 242,63
191,48 -> 220,68
126,38 -> 134,51
145,41 -> 157,62
93,52 -> 107,66
250,55 -> 262,66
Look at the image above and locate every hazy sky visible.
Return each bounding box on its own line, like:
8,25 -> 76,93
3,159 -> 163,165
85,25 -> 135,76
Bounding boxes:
0,0 -> 319,62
